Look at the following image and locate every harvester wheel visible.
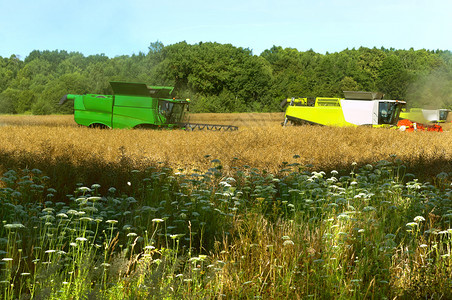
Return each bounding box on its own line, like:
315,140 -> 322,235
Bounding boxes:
134,124 -> 161,130
89,123 -> 110,129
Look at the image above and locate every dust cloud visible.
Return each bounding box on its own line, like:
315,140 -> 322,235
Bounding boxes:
405,67 -> 452,109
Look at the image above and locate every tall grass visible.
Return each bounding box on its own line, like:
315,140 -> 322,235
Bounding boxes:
1,156 -> 452,298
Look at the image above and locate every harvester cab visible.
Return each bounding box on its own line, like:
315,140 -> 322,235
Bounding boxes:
60,81 -> 238,131
281,91 -> 406,127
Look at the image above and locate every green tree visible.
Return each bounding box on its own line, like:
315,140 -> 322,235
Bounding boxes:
377,55 -> 410,99
16,90 -> 36,113
42,72 -> 91,114
340,76 -> 359,91
155,42 -> 272,112
261,47 -> 320,105
0,88 -> 20,114
0,55 -> 22,93
357,47 -> 387,91
31,98 -> 54,115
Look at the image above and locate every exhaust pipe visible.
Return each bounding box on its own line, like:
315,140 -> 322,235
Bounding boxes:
280,98 -> 289,108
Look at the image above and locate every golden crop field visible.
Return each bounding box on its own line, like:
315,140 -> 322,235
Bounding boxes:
0,113 -> 451,174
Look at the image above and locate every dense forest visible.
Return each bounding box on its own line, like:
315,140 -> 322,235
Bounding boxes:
0,41 -> 451,114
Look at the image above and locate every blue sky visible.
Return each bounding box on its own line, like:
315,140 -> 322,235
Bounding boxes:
1,0 -> 451,59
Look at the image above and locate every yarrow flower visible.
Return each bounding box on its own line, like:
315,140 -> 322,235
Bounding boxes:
78,187 -> 91,193
414,216 -> 425,222
4,223 -> 25,229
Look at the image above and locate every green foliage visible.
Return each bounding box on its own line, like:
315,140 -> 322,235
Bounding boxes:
377,55 -> 411,99
15,90 -> 36,114
0,45 -> 451,114
0,88 -> 20,114
192,89 -> 247,113
31,98 -> 54,115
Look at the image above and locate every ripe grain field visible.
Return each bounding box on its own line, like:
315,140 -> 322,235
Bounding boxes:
0,113 -> 451,175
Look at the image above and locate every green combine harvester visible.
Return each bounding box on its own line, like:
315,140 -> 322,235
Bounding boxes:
60,82 -> 238,131
281,91 -> 406,127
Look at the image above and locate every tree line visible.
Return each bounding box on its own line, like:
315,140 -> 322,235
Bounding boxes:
0,41 -> 451,114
